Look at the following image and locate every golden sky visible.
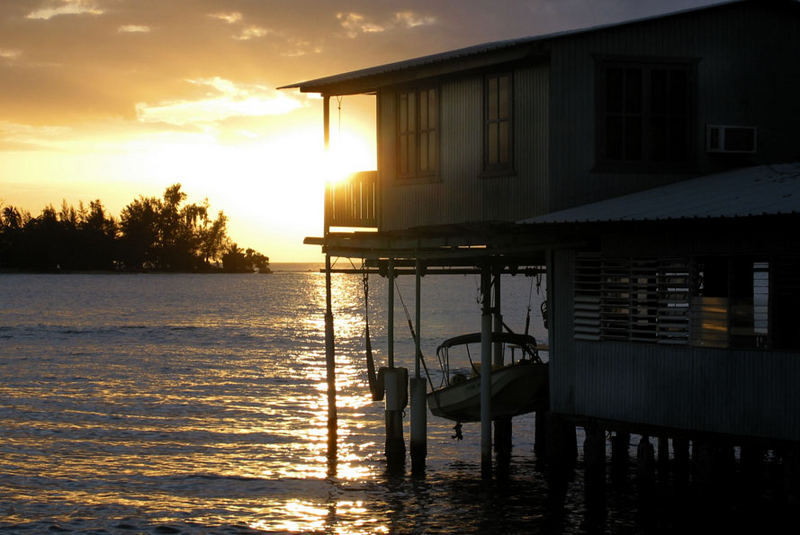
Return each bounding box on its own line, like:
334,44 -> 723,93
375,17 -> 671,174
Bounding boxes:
0,0 -> 718,261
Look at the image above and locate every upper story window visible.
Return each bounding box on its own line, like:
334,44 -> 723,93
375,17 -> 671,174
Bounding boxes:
596,59 -> 695,169
398,87 -> 438,178
484,73 -> 513,175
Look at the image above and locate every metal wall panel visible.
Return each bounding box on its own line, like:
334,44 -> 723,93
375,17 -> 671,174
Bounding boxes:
377,64 -> 550,231
570,340 -> 800,441
547,2 -> 800,212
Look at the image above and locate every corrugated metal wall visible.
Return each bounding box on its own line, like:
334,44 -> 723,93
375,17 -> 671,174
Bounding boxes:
547,2 -> 800,212
571,341 -> 800,441
552,240 -> 800,442
378,64 -> 549,231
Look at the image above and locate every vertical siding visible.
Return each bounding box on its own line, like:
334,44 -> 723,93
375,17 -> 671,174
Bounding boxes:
569,342 -> 800,441
547,2 -> 800,212
378,64 -> 550,231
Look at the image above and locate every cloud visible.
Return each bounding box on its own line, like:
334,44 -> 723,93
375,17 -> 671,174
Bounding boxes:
26,0 -> 104,20
393,11 -> 436,28
118,25 -> 150,33
0,120 -> 72,151
135,78 -> 303,127
0,49 -> 22,60
209,12 -> 243,24
337,13 -> 385,38
233,26 -> 269,41
336,10 -> 436,38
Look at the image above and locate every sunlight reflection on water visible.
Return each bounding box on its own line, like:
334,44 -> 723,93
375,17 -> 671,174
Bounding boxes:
0,271 -> 678,534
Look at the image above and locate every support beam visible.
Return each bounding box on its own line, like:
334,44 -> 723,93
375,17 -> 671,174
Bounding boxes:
324,255 -> 337,461
322,94 -> 337,465
480,266 -> 493,478
492,269 -> 511,463
410,259 -> 427,473
384,259 -> 405,470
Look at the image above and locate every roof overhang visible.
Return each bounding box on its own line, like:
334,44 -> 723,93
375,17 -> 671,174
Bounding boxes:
520,163 -> 800,226
280,41 -> 548,96
304,222 -> 577,267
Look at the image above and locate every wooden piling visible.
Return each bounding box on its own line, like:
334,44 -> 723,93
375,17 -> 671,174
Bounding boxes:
534,409 -> 548,464
410,260 -> 426,474
657,436 -> 670,481
611,431 -> 630,469
480,266 -> 493,478
492,270 -> 512,462
637,435 -> 655,487
583,422 -> 607,527
322,95 -> 337,463
384,260 -> 405,470
672,437 -> 690,487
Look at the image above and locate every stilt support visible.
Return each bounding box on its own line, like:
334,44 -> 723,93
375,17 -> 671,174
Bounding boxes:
410,377 -> 427,474
583,421 -> 607,528
480,266 -> 493,478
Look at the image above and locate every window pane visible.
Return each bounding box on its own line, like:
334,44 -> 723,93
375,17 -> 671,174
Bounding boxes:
399,93 -> 408,133
488,123 -> 498,164
399,134 -> 408,175
488,77 -> 498,120
420,132 -> 428,171
669,69 -> 688,114
606,68 -> 623,113
408,92 -> 415,132
408,132 -> 417,174
625,116 -> 642,159
428,90 -> 437,129
625,68 -> 642,113
499,75 -> 510,119
651,69 -> 667,115
429,130 -> 437,169
669,115 -> 687,160
499,121 -> 510,164
650,116 -> 667,161
420,91 -> 428,130
606,116 -> 623,160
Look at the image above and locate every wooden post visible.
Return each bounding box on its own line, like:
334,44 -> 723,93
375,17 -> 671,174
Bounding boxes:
410,259 -> 427,474
322,94 -> 337,464
657,436 -> 670,481
583,421 -> 607,527
480,266 -> 493,478
492,269 -> 512,463
672,437 -> 690,487
637,435 -> 655,488
384,259 -> 405,470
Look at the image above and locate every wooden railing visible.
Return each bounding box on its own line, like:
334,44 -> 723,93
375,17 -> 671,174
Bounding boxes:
325,170 -> 378,229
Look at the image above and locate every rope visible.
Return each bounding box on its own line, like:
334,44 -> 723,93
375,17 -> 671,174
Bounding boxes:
352,257 -> 380,400
393,279 -> 436,392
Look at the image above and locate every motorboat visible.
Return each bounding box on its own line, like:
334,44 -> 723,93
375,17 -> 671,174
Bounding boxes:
427,332 -> 548,422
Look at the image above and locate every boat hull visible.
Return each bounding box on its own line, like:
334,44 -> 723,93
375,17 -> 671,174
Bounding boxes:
427,362 -> 548,422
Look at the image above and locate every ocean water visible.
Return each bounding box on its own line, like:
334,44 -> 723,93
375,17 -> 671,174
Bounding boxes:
0,268 -> 786,533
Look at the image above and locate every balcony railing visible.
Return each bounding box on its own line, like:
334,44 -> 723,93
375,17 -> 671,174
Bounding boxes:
325,170 -> 378,229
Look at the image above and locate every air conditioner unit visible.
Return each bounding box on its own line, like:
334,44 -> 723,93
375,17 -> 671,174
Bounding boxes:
706,125 -> 757,154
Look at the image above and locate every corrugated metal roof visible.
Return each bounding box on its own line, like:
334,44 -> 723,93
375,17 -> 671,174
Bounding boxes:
520,163 -> 800,225
280,1 -> 738,92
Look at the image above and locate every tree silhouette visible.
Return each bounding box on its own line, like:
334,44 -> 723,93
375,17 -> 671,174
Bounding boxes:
0,184 -> 268,273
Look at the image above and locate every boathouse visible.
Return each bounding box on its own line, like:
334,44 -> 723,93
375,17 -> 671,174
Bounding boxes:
283,0 -> 800,475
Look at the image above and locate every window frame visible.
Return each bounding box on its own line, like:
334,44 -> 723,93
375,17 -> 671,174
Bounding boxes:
483,72 -> 515,177
595,56 -> 698,173
397,85 -> 439,180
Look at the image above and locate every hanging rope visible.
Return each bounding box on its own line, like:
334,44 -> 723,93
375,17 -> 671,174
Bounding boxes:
349,258 -> 382,401
393,279 -> 436,393
525,273 -> 535,337
336,96 -> 343,135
